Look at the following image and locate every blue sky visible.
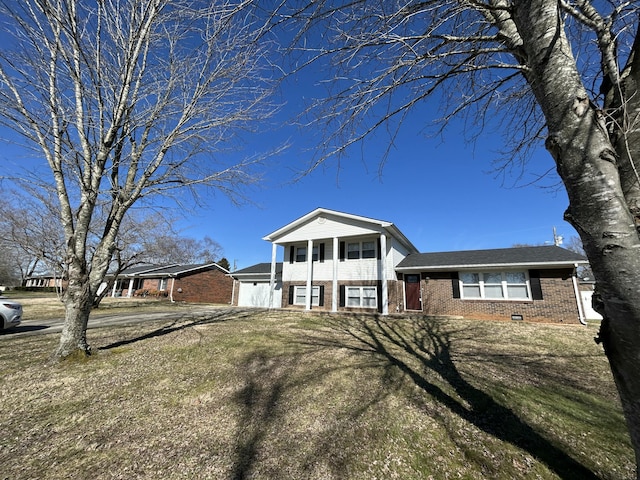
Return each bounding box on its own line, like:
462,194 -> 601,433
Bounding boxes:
168,55 -> 577,270
177,99 -> 575,271
0,25 -> 577,273
1,89 -> 574,272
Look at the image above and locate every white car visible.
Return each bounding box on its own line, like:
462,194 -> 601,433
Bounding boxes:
0,296 -> 22,330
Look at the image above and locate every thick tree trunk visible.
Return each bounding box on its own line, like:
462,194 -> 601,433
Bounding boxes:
56,291 -> 92,358
55,264 -> 93,358
512,1 -> 640,474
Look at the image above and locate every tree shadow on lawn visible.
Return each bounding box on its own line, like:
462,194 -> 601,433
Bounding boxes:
299,314 -> 600,480
229,346 -> 386,480
97,308 -> 263,351
231,350 -> 287,480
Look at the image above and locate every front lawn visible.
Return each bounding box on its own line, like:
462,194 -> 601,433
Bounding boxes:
0,310 -> 633,479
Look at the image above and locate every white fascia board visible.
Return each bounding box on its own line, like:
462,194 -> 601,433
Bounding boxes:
121,264 -> 180,277
263,208 -> 394,242
385,224 -> 419,254
396,260 -> 588,272
173,263 -> 229,276
138,263 -> 224,278
263,208 -> 419,255
230,273 -> 273,281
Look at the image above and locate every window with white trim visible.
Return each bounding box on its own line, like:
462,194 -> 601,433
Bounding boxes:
346,240 -> 376,260
295,245 -> 319,262
159,278 -> 168,291
294,285 -> 321,306
459,271 -> 530,300
362,241 -> 376,258
346,286 -> 378,308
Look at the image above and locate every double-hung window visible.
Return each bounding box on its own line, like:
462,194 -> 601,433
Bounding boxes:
294,286 -> 321,306
459,271 -> 529,300
294,245 -> 320,262
346,286 -> 377,308
346,240 -> 376,260
362,241 -> 376,258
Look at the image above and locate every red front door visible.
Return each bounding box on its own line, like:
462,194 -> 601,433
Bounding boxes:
405,274 -> 422,310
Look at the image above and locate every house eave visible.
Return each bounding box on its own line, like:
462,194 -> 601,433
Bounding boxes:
262,207 -> 419,254
395,260 -> 588,272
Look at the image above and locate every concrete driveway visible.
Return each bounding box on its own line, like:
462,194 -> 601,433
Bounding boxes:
0,305 -> 231,338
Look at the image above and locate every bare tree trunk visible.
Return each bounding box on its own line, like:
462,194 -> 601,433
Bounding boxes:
513,1 -> 640,471
55,261 -> 93,357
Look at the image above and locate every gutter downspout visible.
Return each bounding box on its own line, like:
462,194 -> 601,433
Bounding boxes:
169,275 -> 176,303
572,264 -> 586,325
230,277 -> 236,306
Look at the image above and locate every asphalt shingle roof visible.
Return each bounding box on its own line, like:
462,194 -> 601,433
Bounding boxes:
119,263 -> 226,277
232,263 -> 282,275
396,245 -> 587,270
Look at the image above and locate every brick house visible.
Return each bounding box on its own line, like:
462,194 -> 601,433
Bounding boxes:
231,208 -> 589,324
109,263 -> 233,304
395,247 -> 588,323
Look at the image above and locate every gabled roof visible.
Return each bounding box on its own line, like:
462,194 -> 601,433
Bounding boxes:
120,263 -> 228,277
231,262 -> 283,277
263,207 -> 419,254
396,245 -> 587,271
119,264 -> 178,276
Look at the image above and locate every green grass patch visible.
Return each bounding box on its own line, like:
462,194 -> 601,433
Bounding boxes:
0,310 -> 634,479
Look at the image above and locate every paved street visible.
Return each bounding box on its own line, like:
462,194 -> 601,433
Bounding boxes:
0,305 -> 232,338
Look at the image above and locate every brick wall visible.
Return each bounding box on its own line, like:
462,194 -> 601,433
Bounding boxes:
171,269 -> 234,304
282,280 -> 400,314
420,269 -> 581,324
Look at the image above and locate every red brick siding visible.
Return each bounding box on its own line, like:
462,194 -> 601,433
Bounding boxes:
420,269 -> 580,323
171,269 -> 233,304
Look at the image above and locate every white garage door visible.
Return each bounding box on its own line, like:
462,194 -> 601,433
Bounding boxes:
238,281 -> 282,308
580,290 -> 603,320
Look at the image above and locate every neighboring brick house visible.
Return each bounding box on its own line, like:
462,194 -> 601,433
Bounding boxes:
231,208 -> 590,324
109,263 -> 233,304
23,273 -> 66,289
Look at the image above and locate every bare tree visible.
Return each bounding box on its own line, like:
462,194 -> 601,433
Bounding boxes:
283,0 -> 640,474
0,190 -> 66,283
0,0 -> 279,359
93,211 -> 225,306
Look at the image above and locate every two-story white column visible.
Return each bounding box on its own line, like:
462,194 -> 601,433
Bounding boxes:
305,239 -> 313,310
332,236 -> 339,312
269,242 -> 278,309
380,233 -> 388,315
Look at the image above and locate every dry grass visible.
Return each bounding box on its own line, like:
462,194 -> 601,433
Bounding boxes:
2,291 -> 191,321
0,309 -> 634,479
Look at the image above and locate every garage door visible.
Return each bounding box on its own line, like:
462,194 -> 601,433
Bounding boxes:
580,290 -> 603,320
238,281 -> 282,308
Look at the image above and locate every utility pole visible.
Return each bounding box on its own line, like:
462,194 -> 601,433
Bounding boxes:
553,227 -> 563,247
